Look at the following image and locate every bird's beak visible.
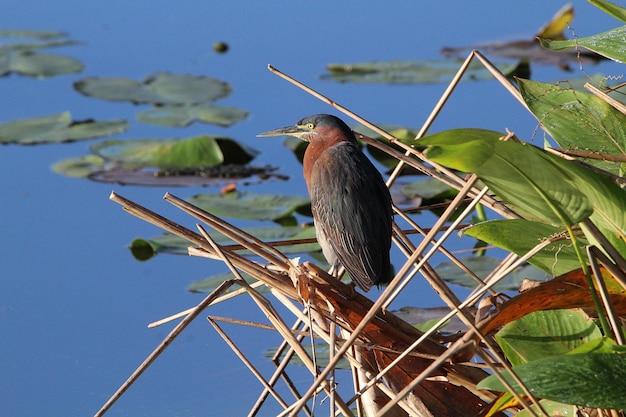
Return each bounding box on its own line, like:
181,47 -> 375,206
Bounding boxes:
257,125 -> 308,139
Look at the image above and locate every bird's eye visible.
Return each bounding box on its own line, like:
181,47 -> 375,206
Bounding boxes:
307,123 -> 315,130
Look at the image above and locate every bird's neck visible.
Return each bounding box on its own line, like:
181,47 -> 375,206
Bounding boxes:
303,133 -> 350,193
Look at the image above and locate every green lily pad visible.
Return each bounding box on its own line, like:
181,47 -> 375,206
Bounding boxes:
0,51 -> 83,77
51,155 -> 105,178
136,104 -> 248,127
74,72 -> 231,105
130,226 -> 318,261
0,112 -> 128,145
188,192 -> 311,222
323,59 -> 527,84
0,39 -> 80,53
188,271 -> 267,294
92,136 -> 221,169
90,135 -> 257,170
0,29 -> 68,39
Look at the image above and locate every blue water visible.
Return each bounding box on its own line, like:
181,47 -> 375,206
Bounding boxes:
1,1 -> 618,416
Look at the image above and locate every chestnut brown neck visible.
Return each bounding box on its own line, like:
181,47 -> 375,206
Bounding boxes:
302,126 -> 354,193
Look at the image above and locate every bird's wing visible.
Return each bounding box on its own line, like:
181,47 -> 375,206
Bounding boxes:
310,142 -> 392,291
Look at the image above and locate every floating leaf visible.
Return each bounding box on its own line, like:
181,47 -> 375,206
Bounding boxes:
478,352 -> 626,409
129,226 -> 318,261
0,29 -> 68,39
74,72 -> 231,105
188,272 -> 268,294
51,155 -> 105,178
0,39 -> 79,53
0,112 -> 127,145
323,59 -> 526,85
0,51 -> 83,77
188,192 -> 311,222
495,309 -> 601,366
136,104 -> 248,127
91,135 -> 257,170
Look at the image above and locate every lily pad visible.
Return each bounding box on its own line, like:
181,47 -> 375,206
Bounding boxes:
323,59 -> 527,85
74,72 -> 231,105
0,112 -> 128,145
188,192 -> 311,222
136,104 -> 248,127
0,51 -> 83,77
130,226 -> 318,261
90,135 -> 257,170
51,155 -> 105,178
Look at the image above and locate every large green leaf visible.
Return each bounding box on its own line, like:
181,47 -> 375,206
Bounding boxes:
0,112 -> 127,145
422,129 -> 626,251
478,352 -> 626,409
74,72 -> 231,105
136,104 -> 248,127
421,129 -> 594,226
540,25 -> 626,63
91,135 -> 226,169
463,219 -> 582,275
495,309 -> 601,366
590,0 -> 626,22
518,78 -> 626,174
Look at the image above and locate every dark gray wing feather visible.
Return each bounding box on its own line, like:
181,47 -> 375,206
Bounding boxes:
310,141 -> 392,291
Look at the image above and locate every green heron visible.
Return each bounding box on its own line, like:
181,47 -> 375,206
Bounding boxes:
258,114 -> 392,291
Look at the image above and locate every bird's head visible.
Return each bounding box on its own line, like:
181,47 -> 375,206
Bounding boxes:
257,114 -> 356,144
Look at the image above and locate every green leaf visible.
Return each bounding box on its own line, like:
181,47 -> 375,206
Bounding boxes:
540,25 -> 626,63
136,104 -> 248,127
421,129 -> 594,226
74,72 -> 231,105
51,155 -> 105,178
0,112 -> 128,145
463,219 -> 583,275
0,29 -> 68,39
129,226 -> 318,260
91,135 -> 226,169
478,353 -> 626,409
4,51 -> 83,77
188,271 -> 268,294
495,310 -> 601,366
188,192 -> 311,222
590,0 -> 626,22
323,59 -> 525,84
518,78 -> 626,175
